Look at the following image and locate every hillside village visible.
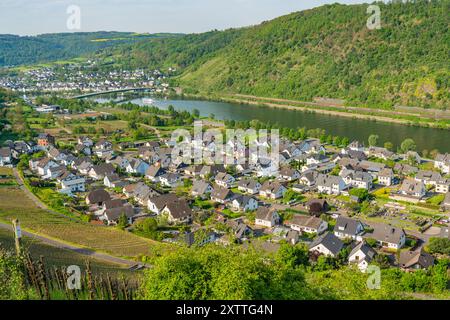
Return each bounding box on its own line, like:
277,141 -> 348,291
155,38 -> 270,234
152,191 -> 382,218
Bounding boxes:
1,122 -> 450,273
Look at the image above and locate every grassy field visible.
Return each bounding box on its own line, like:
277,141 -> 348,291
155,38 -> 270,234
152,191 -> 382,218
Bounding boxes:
0,186 -> 166,260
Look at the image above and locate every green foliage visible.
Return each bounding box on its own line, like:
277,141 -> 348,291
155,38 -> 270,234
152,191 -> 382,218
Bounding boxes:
139,245 -> 317,300
349,188 -> 369,201
428,238 -> 450,256
0,32 -> 181,66
0,250 -> 31,300
276,243 -> 310,268
368,134 -> 379,147
110,1 -> 449,109
401,138 -> 417,153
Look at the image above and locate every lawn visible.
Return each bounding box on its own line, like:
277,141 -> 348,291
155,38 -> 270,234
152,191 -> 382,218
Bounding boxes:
0,186 -> 165,260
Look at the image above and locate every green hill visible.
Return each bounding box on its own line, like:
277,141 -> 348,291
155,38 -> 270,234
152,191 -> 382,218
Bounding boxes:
106,1 -> 450,109
0,32 -> 182,67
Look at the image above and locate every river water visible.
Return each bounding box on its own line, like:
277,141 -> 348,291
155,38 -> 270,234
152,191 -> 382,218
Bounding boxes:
103,96 -> 450,153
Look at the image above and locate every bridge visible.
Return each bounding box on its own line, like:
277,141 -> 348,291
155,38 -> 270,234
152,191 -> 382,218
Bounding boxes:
71,87 -> 152,99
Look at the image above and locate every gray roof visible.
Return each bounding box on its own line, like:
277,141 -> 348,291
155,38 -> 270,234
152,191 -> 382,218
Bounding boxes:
148,193 -> 179,210
86,189 -> 111,204
164,200 -> 192,219
104,205 -> 134,222
398,250 -> 435,269
370,225 -> 405,245
255,207 -> 277,221
192,180 -> 212,195
309,232 -> 344,256
334,217 -> 364,236
349,241 -> 377,262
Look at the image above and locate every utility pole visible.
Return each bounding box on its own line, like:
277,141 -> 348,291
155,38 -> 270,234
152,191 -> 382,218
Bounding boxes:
12,219 -> 22,256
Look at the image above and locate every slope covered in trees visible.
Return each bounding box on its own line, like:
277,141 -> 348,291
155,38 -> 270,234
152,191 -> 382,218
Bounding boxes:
106,0 -> 450,109
0,32 -> 181,67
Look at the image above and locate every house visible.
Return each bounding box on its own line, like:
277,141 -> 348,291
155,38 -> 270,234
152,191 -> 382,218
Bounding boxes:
211,186 -> 234,204
37,133 -> 55,148
287,215 -> 328,235
394,163 -> 418,176
47,146 -> 67,163
148,193 -> 179,214
286,230 -> 300,245
347,140 -> 364,152
0,147 -> 12,166
214,172 -> 236,189
441,192 -> 450,211
306,154 -> 329,166
44,165 -> 66,180
184,165 -> 203,177
86,189 -> 111,206
89,163 -> 115,180
162,200 -> 193,224
191,180 -> 213,198
226,219 -> 253,241
145,164 -> 166,182
309,232 -> 344,257
259,181 -> 287,199
366,146 -> 396,161
237,178 -> 261,195
436,179 -> 450,194
36,158 -> 58,177
398,250 -> 435,270
103,174 -> 126,189
132,183 -> 159,205
305,199 -> 330,216
101,204 -> 135,226
348,241 -> 377,272
398,179 -> 426,199
434,153 -> 450,174
369,225 -> 406,250
299,170 -> 319,187
316,174 -> 346,195
29,157 -> 43,171
125,159 -> 150,176
231,195 -> 258,212
77,136 -> 94,147
57,171 -> 86,194
378,168 -> 395,186
255,207 -> 280,228
342,171 -> 373,190
107,156 -> 130,170
334,217 -> 365,240
94,139 -> 114,158
415,170 -> 442,186
278,167 -> 301,182
199,164 -> 225,179
159,173 -> 182,188
74,143 -> 92,156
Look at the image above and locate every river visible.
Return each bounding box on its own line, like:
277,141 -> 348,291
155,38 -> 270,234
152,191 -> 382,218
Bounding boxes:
98,96 -> 450,153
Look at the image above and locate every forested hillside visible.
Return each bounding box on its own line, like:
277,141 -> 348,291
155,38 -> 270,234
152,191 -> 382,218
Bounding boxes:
0,32 -> 181,67
106,1 -> 450,109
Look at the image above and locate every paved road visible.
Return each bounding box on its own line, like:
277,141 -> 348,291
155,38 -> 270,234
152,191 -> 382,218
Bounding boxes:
8,169 -> 144,269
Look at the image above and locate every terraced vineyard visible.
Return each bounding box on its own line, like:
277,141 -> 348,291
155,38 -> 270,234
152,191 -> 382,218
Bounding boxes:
0,185 -> 165,259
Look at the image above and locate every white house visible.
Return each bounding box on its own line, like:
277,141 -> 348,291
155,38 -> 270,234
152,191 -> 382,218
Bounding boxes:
126,159 -> 150,176
309,232 -> 344,257
259,181 -> 287,199
58,171 -> 86,195
231,195 -> 258,212
0,147 -> 12,166
255,207 -> 280,228
288,215 -> 328,235
316,174 -> 346,195
378,168 -> 395,186
334,216 -> 365,240
237,178 -> 261,195
348,242 -> 377,272
369,225 -> 406,250
214,172 -> 236,189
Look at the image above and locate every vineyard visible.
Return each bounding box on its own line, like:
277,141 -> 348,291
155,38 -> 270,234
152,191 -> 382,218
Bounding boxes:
0,185 -> 166,259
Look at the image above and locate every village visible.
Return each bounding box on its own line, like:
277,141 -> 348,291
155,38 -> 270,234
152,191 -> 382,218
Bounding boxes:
1,115 -> 450,273
0,60 -> 171,94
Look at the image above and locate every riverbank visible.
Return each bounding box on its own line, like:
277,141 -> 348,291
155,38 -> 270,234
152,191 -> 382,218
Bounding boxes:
175,92 -> 450,130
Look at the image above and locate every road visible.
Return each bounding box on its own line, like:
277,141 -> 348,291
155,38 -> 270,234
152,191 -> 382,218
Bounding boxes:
9,168 -> 144,268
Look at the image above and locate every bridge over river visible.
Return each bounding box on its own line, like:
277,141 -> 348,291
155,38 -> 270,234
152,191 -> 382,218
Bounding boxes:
71,87 -> 151,99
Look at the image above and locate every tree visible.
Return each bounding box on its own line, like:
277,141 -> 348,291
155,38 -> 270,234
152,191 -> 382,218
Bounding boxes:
139,246 -> 316,300
427,237 -> 450,255
384,141 -> 394,151
117,213 -> 129,229
368,134 -> 379,147
349,188 -> 369,201
276,243 -> 309,268
192,109 -> 200,118
400,138 -> 416,153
